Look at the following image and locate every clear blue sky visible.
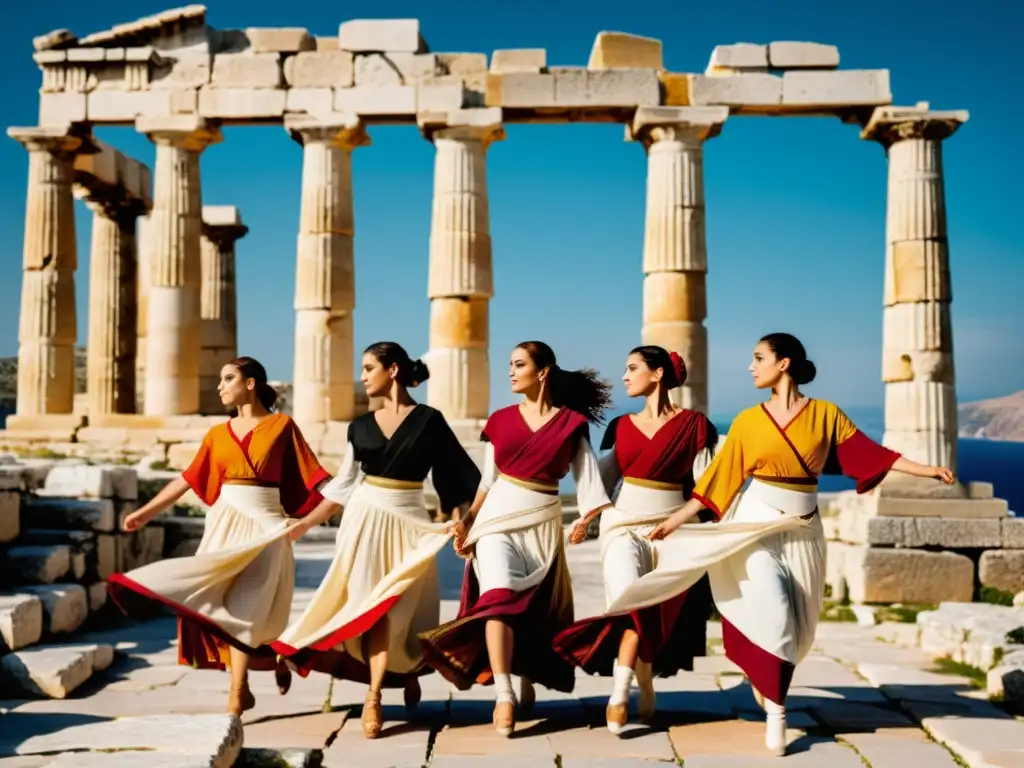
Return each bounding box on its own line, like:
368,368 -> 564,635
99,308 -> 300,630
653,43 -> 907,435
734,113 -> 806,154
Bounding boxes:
1,1 -> 1019,417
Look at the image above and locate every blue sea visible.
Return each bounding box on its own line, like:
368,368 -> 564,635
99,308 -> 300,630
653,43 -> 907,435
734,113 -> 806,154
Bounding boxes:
561,405 -> 1024,515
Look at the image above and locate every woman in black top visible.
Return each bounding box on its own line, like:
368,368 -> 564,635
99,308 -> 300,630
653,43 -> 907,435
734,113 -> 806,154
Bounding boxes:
273,342 -> 481,739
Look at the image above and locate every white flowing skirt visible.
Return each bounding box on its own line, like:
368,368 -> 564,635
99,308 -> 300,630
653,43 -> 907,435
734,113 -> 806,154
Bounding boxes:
276,481 -> 452,674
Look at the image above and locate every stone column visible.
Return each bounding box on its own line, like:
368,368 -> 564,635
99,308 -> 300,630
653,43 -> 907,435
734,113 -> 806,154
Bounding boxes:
7,126 -> 91,417
862,104 -> 968,472
286,115 -> 369,425
83,195 -> 145,416
198,206 -> 248,414
420,109 -> 505,422
628,107 -> 728,415
135,214 -> 150,413
137,116 -> 221,416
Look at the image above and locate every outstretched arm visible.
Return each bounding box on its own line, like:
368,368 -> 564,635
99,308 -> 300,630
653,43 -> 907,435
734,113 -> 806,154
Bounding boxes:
893,456 -> 955,484
122,477 -> 191,531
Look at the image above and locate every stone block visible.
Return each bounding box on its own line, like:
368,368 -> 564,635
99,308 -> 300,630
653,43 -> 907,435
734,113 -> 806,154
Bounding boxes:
485,72 -> 555,107
315,36 -> 338,51
970,481 -> 995,500
588,32 -> 663,70
96,533 -> 117,578
1003,518 -> 1024,548
88,581 -> 107,611
38,464 -> 137,499
354,52 -> 439,85
66,48 -> 105,62
888,240 -> 951,304
439,52 -> 487,75
417,80 -> 467,111
865,516 -> 1002,548
39,92 -> 87,125
660,72 -> 693,106
844,547 -> 973,604
0,645 -> 94,698
1,545 -> 71,585
169,89 -> 198,114
211,52 -> 282,88
707,43 -> 768,72
246,27 -> 314,53
284,50 -> 354,88
119,527 -> 165,571
338,19 -> 426,53
87,90 -> 175,121
782,69 -> 892,107
150,53 -> 211,88
988,665 -> 1024,713
285,87 -> 334,116
333,84 -> 416,115
0,490 -> 19,542
17,584 -> 88,634
767,41 -> 840,69
22,497 -> 117,531
917,602 -> 1024,670
553,68 -> 660,107
0,593 -> 43,651
884,381 -> 956,432
690,73 -> 782,108
490,48 -> 545,73
199,88 -> 286,118
980,550 -> 1024,594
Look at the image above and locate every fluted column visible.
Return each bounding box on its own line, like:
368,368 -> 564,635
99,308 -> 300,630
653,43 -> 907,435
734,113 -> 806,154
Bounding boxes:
135,214 -> 150,412
137,116 -> 221,416
421,109 -> 505,421
8,127 -> 91,416
629,107 -> 728,415
286,115 -> 369,425
199,206 -> 248,414
83,195 -> 145,415
862,104 -> 968,472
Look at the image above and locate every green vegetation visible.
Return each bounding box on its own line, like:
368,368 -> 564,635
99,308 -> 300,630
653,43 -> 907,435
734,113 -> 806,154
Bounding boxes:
979,586 -> 1016,607
820,600 -> 858,622
875,604 -> 935,624
931,657 -> 987,689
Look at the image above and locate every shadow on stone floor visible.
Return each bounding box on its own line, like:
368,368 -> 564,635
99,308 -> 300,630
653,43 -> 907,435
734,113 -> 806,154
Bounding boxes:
0,712 -> 111,756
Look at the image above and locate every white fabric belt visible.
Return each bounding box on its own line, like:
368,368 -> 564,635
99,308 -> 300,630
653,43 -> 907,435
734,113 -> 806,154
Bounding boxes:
745,478 -> 818,518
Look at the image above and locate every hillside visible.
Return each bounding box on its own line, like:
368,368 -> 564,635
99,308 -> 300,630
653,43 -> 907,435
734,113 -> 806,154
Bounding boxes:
959,390 -> 1024,442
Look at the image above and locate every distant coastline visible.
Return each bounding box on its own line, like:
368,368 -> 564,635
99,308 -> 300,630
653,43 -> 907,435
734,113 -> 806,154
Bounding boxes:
958,391 -> 1024,443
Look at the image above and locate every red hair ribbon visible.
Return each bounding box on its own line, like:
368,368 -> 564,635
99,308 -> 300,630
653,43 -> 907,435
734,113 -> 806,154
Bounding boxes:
668,351 -> 687,386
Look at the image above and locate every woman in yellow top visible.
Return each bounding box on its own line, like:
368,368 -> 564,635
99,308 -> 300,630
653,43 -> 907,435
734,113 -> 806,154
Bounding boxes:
605,333 -> 954,757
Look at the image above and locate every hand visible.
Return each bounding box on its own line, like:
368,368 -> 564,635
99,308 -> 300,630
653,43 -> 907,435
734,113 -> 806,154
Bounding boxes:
452,519 -> 474,557
932,466 -> 955,484
122,510 -> 151,532
567,518 -> 589,545
288,519 -> 310,541
648,510 -> 688,541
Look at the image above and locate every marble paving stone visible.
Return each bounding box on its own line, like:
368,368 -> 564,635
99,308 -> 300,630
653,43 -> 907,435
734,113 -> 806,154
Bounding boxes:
811,700 -> 914,731
841,730 -> 961,767
548,725 -> 676,760
321,711 -> 433,767
431,758 -> 554,767
683,739 -> 864,766
103,665 -> 187,691
242,711 -> 346,750
561,760 -> 676,767
787,683 -> 888,706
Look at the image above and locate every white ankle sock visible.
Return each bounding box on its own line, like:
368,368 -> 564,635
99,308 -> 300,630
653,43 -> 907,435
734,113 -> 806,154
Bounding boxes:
610,664 -> 634,706
494,673 -> 515,704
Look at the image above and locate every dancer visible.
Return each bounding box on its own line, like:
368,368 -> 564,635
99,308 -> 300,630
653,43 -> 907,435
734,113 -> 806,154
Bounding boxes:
606,333 -> 954,755
272,342 -> 481,739
419,341 -> 614,737
108,357 -> 330,715
554,345 -> 718,735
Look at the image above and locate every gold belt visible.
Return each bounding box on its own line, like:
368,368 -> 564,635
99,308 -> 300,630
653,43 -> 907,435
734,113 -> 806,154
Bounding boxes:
623,477 -> 683,491
364,476 -> 423,490
499,473 -> 558,494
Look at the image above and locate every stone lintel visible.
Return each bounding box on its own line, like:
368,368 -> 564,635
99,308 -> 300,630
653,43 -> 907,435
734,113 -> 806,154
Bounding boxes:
627,105 -> 729,145
418,107 -> 504,143
861,104 -> 969,146
8,124 -> 94,155
72,140 -> 152,212
284,112 -> 370,148
136,115 -> 222,151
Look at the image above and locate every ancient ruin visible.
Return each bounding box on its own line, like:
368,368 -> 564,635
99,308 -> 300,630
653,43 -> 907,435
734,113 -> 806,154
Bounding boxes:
1,7 -> 1012,603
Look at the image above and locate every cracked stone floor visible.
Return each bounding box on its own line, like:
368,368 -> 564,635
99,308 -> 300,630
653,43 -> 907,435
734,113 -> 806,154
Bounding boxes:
3,537 -> 1024,766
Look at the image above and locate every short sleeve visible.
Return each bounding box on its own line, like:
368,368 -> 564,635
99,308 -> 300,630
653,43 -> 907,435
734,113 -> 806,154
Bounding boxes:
692,421 -> 749,518
181,429 -> 222,506
429,412 -> 483,511
477,441 -> 499,494
824,407 -> 901,493
320,433 -> 362,506
571,436 -> 612,516
279,420 -> 332,517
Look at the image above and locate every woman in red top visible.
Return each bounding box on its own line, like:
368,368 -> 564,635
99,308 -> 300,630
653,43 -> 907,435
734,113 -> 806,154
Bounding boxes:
419,341 -> 614,737
108,357 -> 330,716
555,345 -> 718,734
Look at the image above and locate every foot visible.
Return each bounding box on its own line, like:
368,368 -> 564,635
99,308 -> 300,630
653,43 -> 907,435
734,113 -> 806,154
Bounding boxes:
227,684 -> 256,716
404,677 -> 422,711
606,701 -> 628,735
493,699 -> 516,737
765,709 -> 787,756
362,690 -> 383,739
518,677 -> 536,713
636,663 -> 656,723
275,658 -> 292,696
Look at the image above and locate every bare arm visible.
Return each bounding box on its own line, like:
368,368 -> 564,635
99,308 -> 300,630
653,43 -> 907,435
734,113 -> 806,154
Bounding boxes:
892,456 -> 955,484
122,477 -> 191,531
647,497 -> 707,541
290,497 -> 343,539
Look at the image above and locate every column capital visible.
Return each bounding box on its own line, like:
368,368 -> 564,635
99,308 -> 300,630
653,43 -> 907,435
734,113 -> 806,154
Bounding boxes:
285,113 -> 371,150
627,106 -> 729,149
202,205 -> 249,247
418,107 -> 505,147
861,104 -> 969,148
8,124 -> 95,157
77,186 -> 149,223
136,115 -> 222,152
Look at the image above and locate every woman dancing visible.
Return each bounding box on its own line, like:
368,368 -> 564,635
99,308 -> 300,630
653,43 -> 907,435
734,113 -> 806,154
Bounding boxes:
108,357 -> 330,715
419,341 -> 614,737
272,342 -> 481,739
606,333 -> 954,755
554,345 -> 718,735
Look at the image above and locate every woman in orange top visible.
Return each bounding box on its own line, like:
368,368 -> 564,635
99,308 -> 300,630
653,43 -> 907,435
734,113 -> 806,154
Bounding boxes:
107,357 -> 330,716
604,333 -> 954,757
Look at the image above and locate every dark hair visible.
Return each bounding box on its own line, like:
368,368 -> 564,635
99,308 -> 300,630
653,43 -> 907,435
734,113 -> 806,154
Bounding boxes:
759,333 -> 817,386
228,356 -> 279,411
629,345 -> 687,389
515,340 -> 612,424
364,341 -> 429,388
